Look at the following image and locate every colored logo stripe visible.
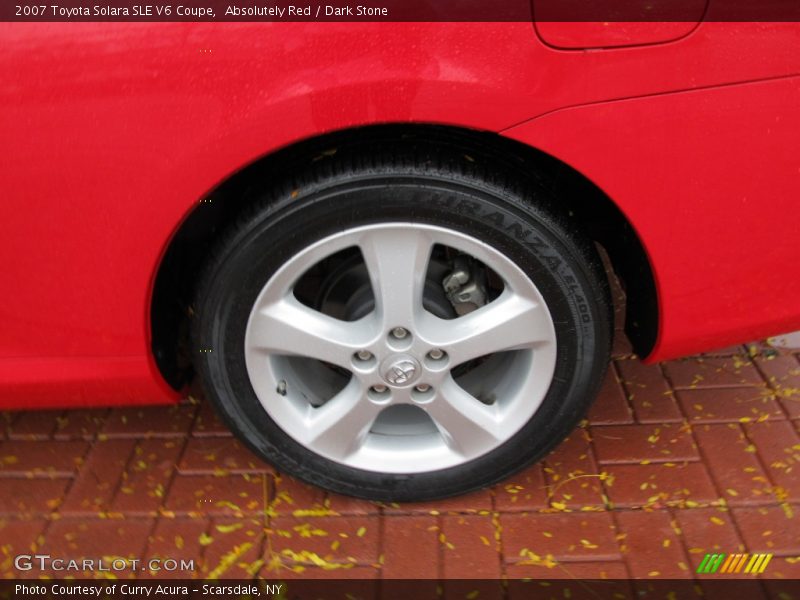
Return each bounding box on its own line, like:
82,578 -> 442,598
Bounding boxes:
745,553 -> 773,574
719,554 -> 736,573
697,553 -> 773,574
697,553 -> 725,574
722,554 -> 747,573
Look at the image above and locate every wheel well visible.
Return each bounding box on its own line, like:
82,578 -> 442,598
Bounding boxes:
150,124 -> 658,390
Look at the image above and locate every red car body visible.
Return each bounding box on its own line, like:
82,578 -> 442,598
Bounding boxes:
2,20 -> 799,409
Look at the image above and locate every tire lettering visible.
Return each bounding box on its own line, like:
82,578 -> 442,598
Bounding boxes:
505,221 -> 529,241
526,236 -> 549,251
457,199 -> 481,215
544,256 -> 562,269
484,211 -> 505,227
426,199 -> 591,330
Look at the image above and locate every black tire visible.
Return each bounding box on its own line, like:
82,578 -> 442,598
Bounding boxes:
193,144 -> 612,502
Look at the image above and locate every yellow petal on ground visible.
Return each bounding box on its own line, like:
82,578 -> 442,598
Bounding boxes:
206,542 -> 254,579
292,508 -> 338,517
293,523 -> 328,538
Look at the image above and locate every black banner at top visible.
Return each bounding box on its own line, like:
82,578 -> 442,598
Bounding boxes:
5,0 -> 800,22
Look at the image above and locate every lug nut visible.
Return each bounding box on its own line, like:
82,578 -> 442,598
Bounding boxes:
371,384 -> 388,394
415,384 -> 431,393
391,327 -> 408,339
427,349 -> 444,360
356,350 -> 373,361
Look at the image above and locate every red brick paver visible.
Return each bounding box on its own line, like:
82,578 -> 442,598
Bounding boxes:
692,424 -> 774,506
502,512 -> 621,563
60,438 -> 137,515
544,430 -> 607,509
381,516 -> 439,578
615,510 -> 690,578
440,515 -> 501,578
0,335 -> 798,584
616,360 -> 684,423
268,515 -> 380,568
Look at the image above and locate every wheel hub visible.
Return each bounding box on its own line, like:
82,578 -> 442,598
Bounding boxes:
380,354 -> 421,387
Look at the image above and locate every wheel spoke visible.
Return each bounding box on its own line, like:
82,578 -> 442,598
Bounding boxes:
305,379 -> 382,461
421,290 -> 553,367
247,296 -> 374,370
358,227 -> 432,330
425,376 -> 503,457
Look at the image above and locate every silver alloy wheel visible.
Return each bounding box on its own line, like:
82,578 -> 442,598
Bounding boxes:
243,223 -> 557,473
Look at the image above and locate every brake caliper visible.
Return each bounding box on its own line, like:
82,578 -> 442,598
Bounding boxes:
442,255 -> 488,315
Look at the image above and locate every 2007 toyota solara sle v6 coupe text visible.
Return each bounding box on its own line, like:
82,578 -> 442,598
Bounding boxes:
2,16 -> 799,501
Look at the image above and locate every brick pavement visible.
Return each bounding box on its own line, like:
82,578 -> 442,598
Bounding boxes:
0,313 -> 798,585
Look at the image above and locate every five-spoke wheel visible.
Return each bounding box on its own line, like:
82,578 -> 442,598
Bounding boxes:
244,224 -> 557,473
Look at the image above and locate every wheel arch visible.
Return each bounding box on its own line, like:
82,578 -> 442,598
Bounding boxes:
150,124 -> 658,389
